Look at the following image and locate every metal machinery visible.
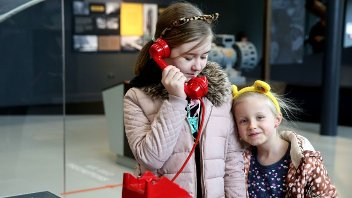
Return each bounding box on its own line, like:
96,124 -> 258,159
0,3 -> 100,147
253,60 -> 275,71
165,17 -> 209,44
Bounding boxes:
208,34 -> 258,84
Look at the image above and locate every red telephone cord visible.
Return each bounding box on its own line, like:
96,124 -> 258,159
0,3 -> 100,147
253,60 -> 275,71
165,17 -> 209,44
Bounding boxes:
61,99 -> 205,195
171,99 -> 205,182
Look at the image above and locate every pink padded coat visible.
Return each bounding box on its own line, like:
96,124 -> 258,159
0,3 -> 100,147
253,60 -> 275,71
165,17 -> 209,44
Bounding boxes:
123,62 -> 245,198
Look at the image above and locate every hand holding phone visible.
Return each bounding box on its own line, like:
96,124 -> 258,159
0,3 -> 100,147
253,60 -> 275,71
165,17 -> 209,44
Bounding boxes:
149,38 -> 208,99
161,66 -> 187,98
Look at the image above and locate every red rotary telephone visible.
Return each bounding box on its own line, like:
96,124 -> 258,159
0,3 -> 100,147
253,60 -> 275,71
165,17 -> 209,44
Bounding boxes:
149,38 -> 208,99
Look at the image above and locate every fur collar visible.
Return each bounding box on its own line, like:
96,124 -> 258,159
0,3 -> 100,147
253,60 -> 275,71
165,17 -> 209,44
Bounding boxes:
142,62 -> 231,107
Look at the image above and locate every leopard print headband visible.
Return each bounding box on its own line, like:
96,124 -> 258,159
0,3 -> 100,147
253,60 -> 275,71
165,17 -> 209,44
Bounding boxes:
160,13 -> 219,38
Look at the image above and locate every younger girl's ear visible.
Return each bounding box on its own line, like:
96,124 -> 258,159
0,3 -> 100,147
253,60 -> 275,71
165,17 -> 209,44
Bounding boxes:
274,113 -> 283,128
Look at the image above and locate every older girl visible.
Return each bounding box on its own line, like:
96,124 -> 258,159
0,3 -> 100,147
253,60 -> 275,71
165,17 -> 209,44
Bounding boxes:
124,2 -> 245,197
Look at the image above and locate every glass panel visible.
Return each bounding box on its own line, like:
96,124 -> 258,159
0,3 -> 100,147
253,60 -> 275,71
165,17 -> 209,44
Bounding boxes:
0,0 -> 64,197
63,0 -> 134,197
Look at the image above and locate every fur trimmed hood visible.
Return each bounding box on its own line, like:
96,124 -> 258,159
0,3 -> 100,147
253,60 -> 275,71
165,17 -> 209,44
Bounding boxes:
141,61 -> 231,107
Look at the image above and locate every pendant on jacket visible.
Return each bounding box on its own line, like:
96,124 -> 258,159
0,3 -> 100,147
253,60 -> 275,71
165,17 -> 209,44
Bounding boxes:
187,116 -> 198,134
187,100 -> 200,135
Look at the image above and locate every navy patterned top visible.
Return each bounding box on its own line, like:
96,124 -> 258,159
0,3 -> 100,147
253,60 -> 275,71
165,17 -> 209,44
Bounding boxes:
248,144 -> 291,198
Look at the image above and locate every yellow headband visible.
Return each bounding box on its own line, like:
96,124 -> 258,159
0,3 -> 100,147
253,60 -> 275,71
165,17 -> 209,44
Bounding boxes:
232,80 -> 281,114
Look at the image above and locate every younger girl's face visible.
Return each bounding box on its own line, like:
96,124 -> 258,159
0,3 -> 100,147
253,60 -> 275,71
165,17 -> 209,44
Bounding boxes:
233,96 -> 281,147
164,36 -> 212,81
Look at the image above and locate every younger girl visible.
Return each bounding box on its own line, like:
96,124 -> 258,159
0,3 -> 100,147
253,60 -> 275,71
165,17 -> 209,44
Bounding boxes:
232,80 -> 337,197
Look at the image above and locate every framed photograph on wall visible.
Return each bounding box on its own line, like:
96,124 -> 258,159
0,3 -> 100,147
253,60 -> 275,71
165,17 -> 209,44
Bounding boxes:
72,0 -> 120,52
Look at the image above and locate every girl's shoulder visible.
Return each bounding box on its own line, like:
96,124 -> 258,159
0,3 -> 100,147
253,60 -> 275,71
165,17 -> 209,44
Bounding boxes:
280,131 -> 315,151
125,87 -> 146,98
124,87 -> 156,105
301,150 -> 324,163
280,131 -> 316,168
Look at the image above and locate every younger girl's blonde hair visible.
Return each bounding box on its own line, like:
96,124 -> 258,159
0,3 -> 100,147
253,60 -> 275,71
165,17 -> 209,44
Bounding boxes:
232,80 -> 302,131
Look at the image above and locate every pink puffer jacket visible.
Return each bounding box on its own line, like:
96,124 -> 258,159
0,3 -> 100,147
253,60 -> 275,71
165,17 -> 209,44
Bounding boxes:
123,62 -> 245,197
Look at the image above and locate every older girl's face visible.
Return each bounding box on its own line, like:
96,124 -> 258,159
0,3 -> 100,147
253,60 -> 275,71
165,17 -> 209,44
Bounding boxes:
164,36 -> 212,81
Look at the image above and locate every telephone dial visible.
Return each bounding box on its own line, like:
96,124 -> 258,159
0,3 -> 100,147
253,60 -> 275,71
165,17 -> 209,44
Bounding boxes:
149,38 -> 208,99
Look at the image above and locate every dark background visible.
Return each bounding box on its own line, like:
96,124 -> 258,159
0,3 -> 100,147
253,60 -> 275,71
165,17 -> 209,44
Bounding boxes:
0,0 -> 351,125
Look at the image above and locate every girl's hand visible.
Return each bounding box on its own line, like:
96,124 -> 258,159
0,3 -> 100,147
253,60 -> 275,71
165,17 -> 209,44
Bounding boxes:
161,66 -> 187,99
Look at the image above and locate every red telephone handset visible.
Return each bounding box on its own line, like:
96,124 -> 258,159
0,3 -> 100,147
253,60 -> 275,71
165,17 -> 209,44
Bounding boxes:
149,38 -> 208,99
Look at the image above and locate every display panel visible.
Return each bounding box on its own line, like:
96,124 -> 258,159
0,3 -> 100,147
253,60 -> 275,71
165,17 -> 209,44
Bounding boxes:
72,1 -> 158,52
